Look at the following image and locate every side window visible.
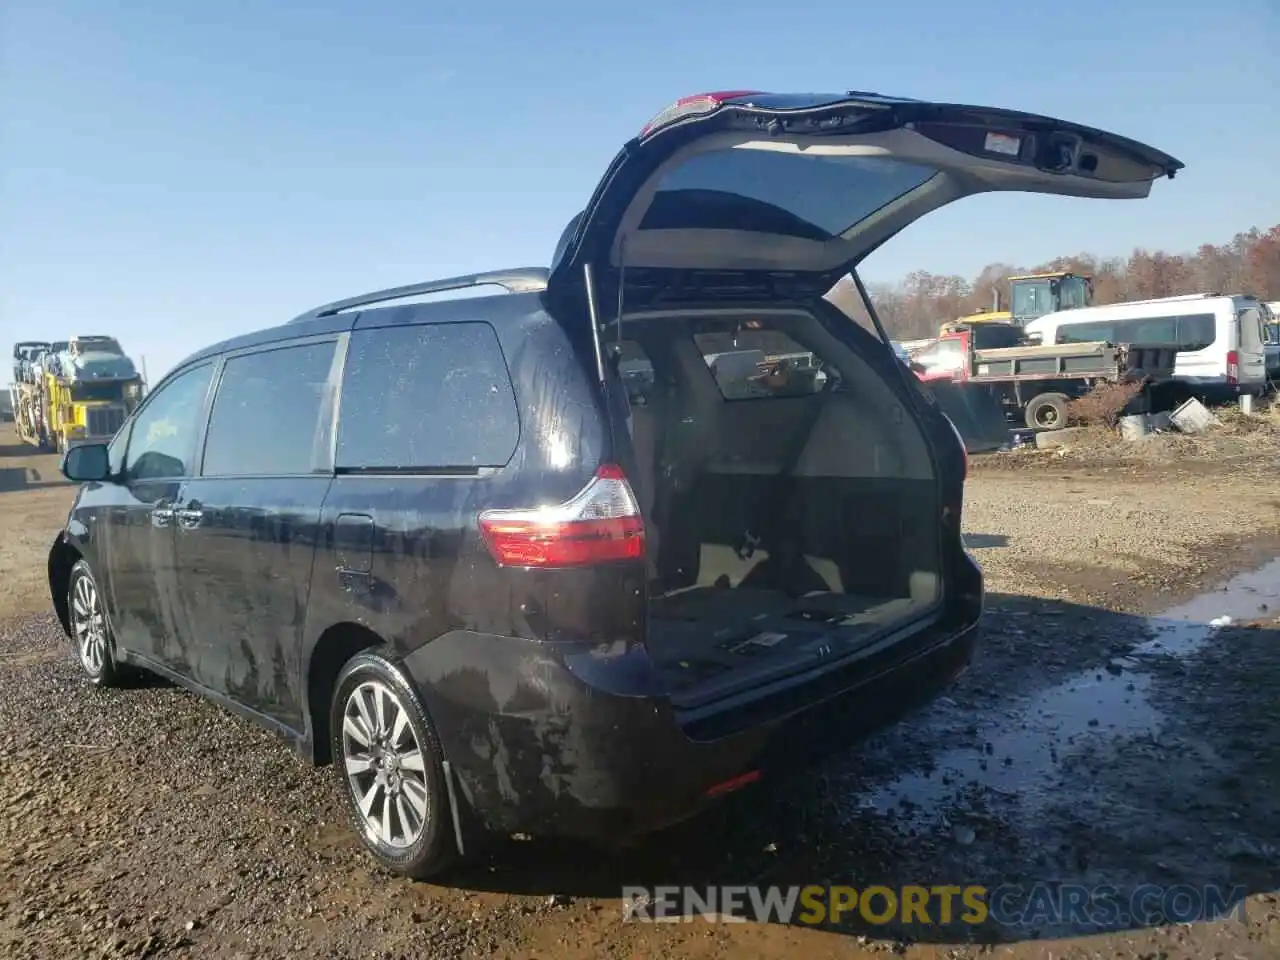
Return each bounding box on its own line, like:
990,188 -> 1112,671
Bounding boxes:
918,337 -> 964,372
336,322 -> 520,471
1121,317 -> 1177,344
693,324 -> 835,400
1177,314 -> 1216,351
124,363 -> 215,481
1059,321 -> 1112,344
202,341 -> 337,477
934,338 -> 963,356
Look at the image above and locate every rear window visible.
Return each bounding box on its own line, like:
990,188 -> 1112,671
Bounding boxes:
971,325 -> 1024,349
1238,307 -> 1265,348
641,150 -> 937,240
693,323 -> 836,400
1056,313 -> 1216,351
336,322 -> 519,471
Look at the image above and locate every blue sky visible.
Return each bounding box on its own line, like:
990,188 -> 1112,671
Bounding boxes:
3,0 -> 1278,384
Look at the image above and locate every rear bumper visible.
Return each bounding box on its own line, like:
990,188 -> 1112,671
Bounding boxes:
401,553 -> 984,843
1171,378 -> 1267,401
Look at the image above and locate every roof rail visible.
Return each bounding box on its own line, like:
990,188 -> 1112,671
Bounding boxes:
288,267 -> 550,324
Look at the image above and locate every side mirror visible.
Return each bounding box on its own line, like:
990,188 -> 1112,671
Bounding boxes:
61,443 -> 112,483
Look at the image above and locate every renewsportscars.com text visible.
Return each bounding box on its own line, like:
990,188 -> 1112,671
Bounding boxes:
621,883 -> 1249,928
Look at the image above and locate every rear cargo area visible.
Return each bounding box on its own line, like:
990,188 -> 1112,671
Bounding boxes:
619,308 -> 943,707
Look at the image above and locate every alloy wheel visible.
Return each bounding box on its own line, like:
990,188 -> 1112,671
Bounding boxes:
71,574 -> 107,675
341,680 -> 432,849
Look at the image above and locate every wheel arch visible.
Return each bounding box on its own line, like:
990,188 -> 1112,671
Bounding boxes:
304,621 -> 386,766
48,536 -> 82,637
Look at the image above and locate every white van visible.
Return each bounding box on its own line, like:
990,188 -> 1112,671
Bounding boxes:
1024,294 -> 1269,400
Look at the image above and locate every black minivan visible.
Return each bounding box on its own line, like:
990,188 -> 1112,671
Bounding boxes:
51,91 -> 1182,877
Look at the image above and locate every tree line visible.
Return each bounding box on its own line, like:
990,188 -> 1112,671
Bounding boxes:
865,224 -> 1280,341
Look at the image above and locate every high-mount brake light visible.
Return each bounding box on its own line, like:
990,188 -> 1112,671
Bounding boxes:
478,465 -> 646,568
639,90 -> 764,138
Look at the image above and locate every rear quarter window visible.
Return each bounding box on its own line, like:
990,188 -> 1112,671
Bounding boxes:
1172,314 -> 1215,350
336,321 -> 519,471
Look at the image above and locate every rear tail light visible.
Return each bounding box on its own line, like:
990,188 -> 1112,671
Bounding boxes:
1227,350 -> 1240,385
705,769 -> 761,799
478,465 -> 646,568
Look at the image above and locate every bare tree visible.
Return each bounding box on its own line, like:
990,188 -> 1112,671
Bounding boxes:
866,223 -> 1280,338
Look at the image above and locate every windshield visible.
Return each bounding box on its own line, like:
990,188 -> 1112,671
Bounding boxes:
73,337 -> 123,355
1056,276 -> 1090,310
70,382 -> 127,403
1011,280 -> 1053,320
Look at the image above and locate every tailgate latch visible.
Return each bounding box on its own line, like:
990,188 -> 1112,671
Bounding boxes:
735,531 -> 760,561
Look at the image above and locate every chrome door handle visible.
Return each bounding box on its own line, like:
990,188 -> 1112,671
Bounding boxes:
176,508 -> 204,527
150,503 -> 174,528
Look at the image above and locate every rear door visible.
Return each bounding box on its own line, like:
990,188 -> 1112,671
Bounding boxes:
172,336 -> 340,728
1236,302 -> 1268,389
549,91 -> 1184,305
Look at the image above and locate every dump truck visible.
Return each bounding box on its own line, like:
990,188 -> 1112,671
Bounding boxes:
940,271 -> 1094,336
910,323 -> 1178,430
10,336 -> 144,452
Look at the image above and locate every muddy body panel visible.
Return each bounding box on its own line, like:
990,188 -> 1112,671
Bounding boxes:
399,562 -> 981,839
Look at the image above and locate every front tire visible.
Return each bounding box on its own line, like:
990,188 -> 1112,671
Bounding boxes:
67,560 -> 123,687
329,652 -> 456,879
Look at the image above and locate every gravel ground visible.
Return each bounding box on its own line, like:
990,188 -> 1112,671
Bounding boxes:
3,425 -> 1280,959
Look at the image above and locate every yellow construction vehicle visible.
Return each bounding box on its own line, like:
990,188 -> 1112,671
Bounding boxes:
940,271 -> 1094,335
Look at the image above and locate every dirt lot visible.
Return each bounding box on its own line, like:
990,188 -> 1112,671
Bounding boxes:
2,421 -> 1280,959
0,435 -> 72,617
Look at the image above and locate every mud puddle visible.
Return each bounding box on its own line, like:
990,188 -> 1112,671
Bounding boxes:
1137,556 -> 1280,656
865,558 -> 1280,831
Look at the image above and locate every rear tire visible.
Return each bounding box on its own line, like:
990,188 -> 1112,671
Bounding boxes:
329,652 -> 457,879
1024,392 -> 1070,430
67,560 -> 123,687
